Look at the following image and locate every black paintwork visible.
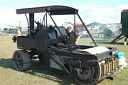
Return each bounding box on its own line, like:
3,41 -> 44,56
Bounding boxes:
15,5 -> 119,84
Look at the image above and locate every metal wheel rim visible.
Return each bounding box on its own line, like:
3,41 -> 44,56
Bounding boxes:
71,63 -> 100,85
14,52 -> 23,70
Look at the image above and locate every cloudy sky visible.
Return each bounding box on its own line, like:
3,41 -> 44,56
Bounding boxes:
0,0 -> 128,26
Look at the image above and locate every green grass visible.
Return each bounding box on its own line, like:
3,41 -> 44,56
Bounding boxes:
0,36 -> 128,85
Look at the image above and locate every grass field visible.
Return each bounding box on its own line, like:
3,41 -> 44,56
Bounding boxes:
0,36 -> 128,85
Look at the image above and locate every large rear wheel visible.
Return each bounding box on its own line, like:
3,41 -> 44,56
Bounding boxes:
13,50 -> 31,71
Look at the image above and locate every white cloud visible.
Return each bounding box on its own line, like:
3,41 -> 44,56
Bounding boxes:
29,3 -> 36,7
75,4 -> 128,24
0,9 -> 27,26
0,4 -> 128,26
117,5 -> 128,10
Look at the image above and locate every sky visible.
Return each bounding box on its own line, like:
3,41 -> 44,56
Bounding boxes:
0,0 -> 128,27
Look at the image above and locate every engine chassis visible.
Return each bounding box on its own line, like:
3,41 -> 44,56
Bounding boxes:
13,5 -> 120,85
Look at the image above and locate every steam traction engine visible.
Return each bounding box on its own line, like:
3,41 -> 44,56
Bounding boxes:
12,5 -> 120,85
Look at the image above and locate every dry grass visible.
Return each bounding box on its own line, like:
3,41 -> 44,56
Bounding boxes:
0,36 -> 128,85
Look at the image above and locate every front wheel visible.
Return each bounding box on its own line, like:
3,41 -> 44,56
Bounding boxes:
70,63 -> 100,85
13,50 -> 31,71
